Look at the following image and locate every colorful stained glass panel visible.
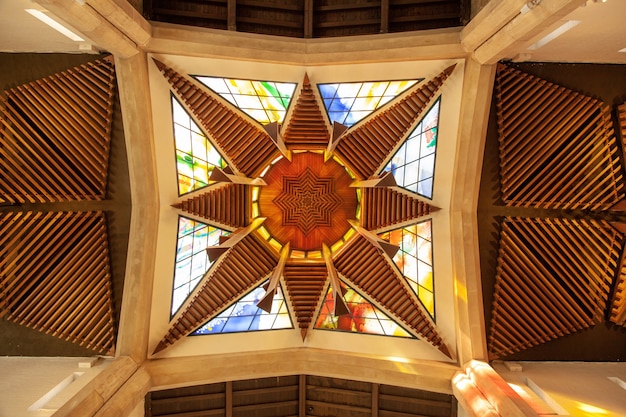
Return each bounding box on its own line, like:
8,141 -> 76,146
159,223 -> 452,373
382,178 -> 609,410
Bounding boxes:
172,216 -> 230,316
195,76 -> 296,125
193,283 -> 293,334
318,79 -> 420,127
172,96 -> 227,195
315,284 -> 413,338
379,220 -> 435,319
383,98 -> 440,199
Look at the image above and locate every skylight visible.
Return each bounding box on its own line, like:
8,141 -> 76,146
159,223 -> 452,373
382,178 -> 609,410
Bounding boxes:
318,80 -> 420,127
194,76 -> 296,125
172,95 -> 228,195
382,97 -> 440,199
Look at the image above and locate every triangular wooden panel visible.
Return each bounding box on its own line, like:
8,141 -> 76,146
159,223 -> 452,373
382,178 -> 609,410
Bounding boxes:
282,261 -> 327,339
282,74 -> 330,150
0,58 -> 116,204
153,59 -> 280,177
488,217 -> 623,359
154,234 -> 278,353
0,211 -> 116,355
361,187 -> 435,230
618,102 -> 626,156
333,235 -> 450,357
333,65 -> 455,180
173,183 -> 247,228
496,64 -> 624,210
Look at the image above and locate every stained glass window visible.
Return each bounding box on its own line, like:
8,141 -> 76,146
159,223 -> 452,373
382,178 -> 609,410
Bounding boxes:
379,220 -> 435,319
192,283 -> 292,334
318,79 -> 420,127
194,76 -> 296,125
172,216 -> 230,316
315,284 -> 413,338
172,95 -> 227,195
382,97 -> 440,199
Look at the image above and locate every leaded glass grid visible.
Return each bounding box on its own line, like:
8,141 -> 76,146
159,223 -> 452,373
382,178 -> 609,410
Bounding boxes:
379,219 -> 435,319
192,283 -> 293,334
318,79 -> 420,127
315,284 -> 413,338
382,97 -> 440,199
172,95 -> 227,195
172,216 -> 230,316
194,76 -> 296,125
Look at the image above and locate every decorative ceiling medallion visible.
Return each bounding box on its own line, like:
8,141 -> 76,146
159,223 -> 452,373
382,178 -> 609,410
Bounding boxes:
259,152 -> 357,251
274,167 -> 342,235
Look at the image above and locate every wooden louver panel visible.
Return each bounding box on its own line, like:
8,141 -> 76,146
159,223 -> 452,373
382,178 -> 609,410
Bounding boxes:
282,262 -> 327,339
361,187 -> 435,230
610,245 -> 626,327
334,65 -> 455,180
153,59 -> 280,177
619,103 -> 626,153
173,183 -> 247,228
496,63 -> 624,210
282,74 -> 330,149
0,211 -> 116,355
154,234 -> 278,353
488,217 -> 622,359
0,58 -> 115,204
333,235 -> 450,357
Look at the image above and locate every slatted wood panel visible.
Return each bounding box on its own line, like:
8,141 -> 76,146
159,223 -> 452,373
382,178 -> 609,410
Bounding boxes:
0,211 -> 116,355
173,183 -> 247,227
361,187 -> 434,230
283,262 -> 327,339
618,103 -> 626,153
153,59 -> 280,177
334,65 -> 455,180
610,246 -> 626,327
333,235 -> 449,357
0,58 -> 116,203
496,63 -> 624,210
282,74 -> 330,149
488,217 -> 623,359
146,375 -> 456,417
144,0 -> 464,39
154,234 -> 278,353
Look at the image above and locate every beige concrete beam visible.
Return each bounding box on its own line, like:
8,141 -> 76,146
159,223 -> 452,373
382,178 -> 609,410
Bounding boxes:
461,0 -> 528,52
147,23 -> 466,65
114,52 -> 159,362
145,348 -> 460,394
94,368 -> 151,417
449,58 -> 495,365
472,0 -> 583,64
84,0 -> 152,47
34,0 -> 139,57
52,357 -> 139,417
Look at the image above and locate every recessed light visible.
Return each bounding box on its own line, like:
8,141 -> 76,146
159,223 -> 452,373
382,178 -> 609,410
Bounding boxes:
25,9 -> 84,42
619,47 -> 626,53
527,20 -> 580,50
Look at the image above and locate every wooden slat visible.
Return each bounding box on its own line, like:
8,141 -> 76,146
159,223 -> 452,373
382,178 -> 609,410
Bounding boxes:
361,187 -> 434,230
282,74 -> 330,149
173,183 -> 247,227
153,59 -> 280,177
333,235 -> 450,357
334,65 -> 455,179
282,262 -> 327,339
0,211 -> 115,355
496,63 -> 624,210
488,217 -> 623,359
0,58 -> 115,204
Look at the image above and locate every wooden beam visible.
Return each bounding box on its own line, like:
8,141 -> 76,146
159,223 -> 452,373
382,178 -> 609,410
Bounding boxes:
257,242 -> 290,313
348,220 -> 399,260
210,167 -> 267,186
299,375 -> 307,417
304,0 -> 313,38
372,383 -> 379,417
227,0 -> 237,31
350,171 -> 396,188
206,217 -> 266,262
322,244 -> 350,316
226,381 -> 233,417
380,0 -> 389,33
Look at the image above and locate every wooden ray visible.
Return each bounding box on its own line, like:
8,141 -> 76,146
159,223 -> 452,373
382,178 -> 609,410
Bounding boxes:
206,217 -> 266,262
333,65 -> 456,179
173,183 -> 248,228
322,244 -> 350,317
210,166 -> 267,186
257,243 -> 291,313
333,235 -> 451,358
153,59 -> 281,177
360,187 -> 436,230
348,219 -> 399,260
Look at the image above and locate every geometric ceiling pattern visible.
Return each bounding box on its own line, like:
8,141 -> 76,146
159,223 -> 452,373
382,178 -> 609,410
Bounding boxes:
153,62 -> 455,356
0,58 -> 117,355
488,64 -> 626,359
